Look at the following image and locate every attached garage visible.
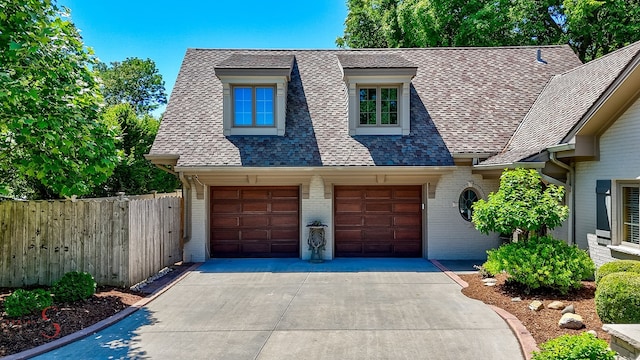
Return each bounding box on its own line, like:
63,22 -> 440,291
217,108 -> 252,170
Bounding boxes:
334,186 -> 423,257
210,186 -> 299,257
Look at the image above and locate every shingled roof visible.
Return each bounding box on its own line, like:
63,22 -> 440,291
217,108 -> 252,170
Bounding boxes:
150,46 -> 581,167
483,41 -> 640,165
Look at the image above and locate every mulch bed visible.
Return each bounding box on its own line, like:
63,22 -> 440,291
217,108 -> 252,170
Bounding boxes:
458,272 -> 608,345
0,262 -> 193,357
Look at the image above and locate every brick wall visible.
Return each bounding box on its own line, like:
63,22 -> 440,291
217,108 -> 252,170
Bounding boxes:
301,175 -> 333,260
427,167 -> 500,260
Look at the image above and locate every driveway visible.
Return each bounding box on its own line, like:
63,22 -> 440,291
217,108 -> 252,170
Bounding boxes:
35,259 -> 523,360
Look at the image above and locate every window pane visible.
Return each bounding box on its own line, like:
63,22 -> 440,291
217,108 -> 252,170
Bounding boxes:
380,88 -> 398,126
624,187 -> 640,244
256,87 -> 274,126
359,88 -> 377,125
234,87 -> 252,126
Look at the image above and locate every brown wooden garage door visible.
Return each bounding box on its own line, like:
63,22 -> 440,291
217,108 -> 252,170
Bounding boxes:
334,186 -> 422,257
210,186 -> 299,257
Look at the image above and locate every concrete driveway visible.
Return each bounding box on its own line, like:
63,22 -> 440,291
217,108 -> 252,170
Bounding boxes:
36,259 -> 523,360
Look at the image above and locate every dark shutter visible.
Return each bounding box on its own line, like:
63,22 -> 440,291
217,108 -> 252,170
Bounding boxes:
596,180 -> 611,239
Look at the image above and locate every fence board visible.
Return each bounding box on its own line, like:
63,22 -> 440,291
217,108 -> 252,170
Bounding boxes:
0,193 -> 182,287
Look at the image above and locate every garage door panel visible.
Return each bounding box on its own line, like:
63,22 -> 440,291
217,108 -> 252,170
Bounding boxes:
241,216 -> 269,227
365,189 -> 392,199
394,244 -> 422,257
365,203 -> 392,212
212,216 -> 239,227
271,189 -> 299,199
393,203 -> 421,213
271,229 -> 299,240
241,242 -> 270,254
212,203 -> 241,213
211,230 -> 240,241
211,243 -> 240,255
335,185 -> 421,257
395,189 -> 422,198
335,189 -> 362,198
242,202 -> 268,212
211,186 -> 299,258
242,230 -> 269,241
271,201 -> 298,212
335,242 -> 363,254
394,215 -> 421,226
335,229 -> 362,240
335,202 -> 362,213
395,229 -> 421,241
363,243 -> 393,254
336,215 -> 362,226
364,215 -> 392,226
271,215 -> 298,227
363,229 -> 393,240
212,190 -> 240,199
242,190 -> 270,199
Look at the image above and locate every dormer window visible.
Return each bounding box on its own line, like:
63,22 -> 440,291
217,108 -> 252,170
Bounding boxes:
338,54 -> 417,136
215,54 -> 294,136
233,86 -> 275,127
359,86 -> 399,126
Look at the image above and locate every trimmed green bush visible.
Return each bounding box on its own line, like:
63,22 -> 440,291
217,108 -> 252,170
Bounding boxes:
595,259 -> 640,284
51,271 -> 96,303
483,235 -> 595,294
531,333 -> 615,360
4,289 -> 53,317
595,272 -> 640,324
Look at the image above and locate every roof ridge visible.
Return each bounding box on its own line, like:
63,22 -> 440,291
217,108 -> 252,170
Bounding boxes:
189,45 -> 571,52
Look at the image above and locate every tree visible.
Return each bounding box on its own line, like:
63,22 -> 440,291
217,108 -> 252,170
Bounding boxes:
0,0 -> 119,198
472,168 -> 569,239
96,57 -> 167,115
337,0 -> 640,61
90,104 -> 179,197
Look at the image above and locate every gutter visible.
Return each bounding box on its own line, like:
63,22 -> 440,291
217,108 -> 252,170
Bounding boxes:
547,146 -> 575,245
472,161 -> 546,171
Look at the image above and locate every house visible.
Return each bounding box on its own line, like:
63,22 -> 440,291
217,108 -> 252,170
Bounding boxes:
479,41 -> 640,266
147,42 -> 640,264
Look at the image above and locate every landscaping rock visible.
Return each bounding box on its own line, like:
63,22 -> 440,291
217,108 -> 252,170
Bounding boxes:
561,304 -> 575,314
482,278 -> 496,283
547,301 -> 565,310
559,313 -> 584,329
586,330 -> 598,337
485,282 -> 496,287
511,297 -> 522,302
529,300 -> 544,311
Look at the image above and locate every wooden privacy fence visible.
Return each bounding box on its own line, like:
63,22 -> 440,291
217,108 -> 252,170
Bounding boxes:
0,193 -> 182,288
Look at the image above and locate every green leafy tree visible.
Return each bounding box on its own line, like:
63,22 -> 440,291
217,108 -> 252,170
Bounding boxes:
472,168 -> 569,239
0,0 -> 119,198
90,104 -> 179,196
96,57 -> 167,116
338,0 -> 640,61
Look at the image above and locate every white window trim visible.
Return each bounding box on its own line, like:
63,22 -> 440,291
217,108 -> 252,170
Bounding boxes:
357,85 -> 400,127
612,180 -> 640,249
231,85 -> 276,128
345,75 -> 412,136
220,76 -> 287,136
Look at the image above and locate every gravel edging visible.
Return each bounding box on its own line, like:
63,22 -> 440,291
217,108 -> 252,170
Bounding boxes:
430,259 -> 539,360
3,262 -> 202,360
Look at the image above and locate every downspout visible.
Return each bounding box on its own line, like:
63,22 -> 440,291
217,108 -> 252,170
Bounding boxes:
178,172 -> 191,243
548,151 -> 575,245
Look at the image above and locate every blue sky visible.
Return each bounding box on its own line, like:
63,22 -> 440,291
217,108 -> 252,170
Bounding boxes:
59,0 -> 348,113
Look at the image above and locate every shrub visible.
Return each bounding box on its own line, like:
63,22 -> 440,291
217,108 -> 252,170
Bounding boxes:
483,235 -> 595,294
532,333 -> 615,360
51,271 -> 96,303
595,272 -> 640,324
595,259 -> 640,284
4,289 -> 53,317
